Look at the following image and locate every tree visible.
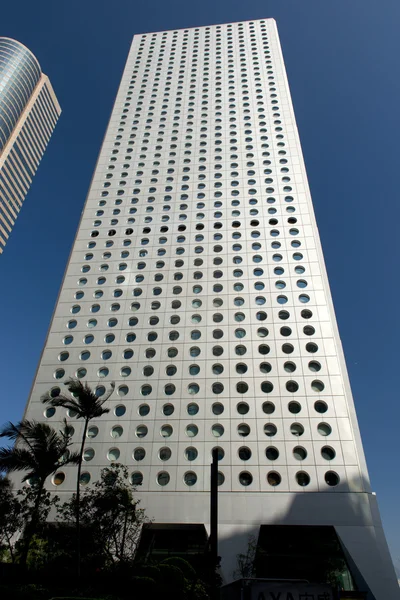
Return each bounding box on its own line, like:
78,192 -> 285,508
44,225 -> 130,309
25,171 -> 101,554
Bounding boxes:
0,477 -> 23,563
57,463 -> 150,568
0,419 -> 79,568
41,378 -> 114,574
233,535 -> 258,579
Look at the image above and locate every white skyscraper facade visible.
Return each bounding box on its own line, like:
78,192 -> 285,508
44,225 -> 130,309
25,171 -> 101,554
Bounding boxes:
23,18 -> 398,598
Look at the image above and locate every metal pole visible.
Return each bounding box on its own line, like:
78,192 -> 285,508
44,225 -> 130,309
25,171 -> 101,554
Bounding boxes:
210,447 -> 219,598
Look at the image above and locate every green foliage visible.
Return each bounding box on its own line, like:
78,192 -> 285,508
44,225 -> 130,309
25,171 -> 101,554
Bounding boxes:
0,419 -> 79,484
41,379 -> 114,421
233,534 -> 258,579
159,562 -> 185,586
0,478 -> 23,563
57,463 -> 151,567
161,556 -> 196,579
0,584 -> 49,600
129,576 -> 157,596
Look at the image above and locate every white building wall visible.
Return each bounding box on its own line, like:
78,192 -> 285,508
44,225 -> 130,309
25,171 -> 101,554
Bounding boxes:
22,18 -> 398,599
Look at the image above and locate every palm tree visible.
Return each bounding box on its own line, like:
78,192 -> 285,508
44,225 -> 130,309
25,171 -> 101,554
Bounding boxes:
41,378 -> 115,574
0,419 -> 79,568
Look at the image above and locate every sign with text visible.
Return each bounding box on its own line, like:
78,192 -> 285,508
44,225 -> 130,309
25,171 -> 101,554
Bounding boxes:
249,581 -> 334,600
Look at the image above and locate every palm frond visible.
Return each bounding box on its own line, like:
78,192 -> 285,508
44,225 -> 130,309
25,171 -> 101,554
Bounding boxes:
61,450 -> 81,466
41,392 -> 82,414
0,446 -> 37,475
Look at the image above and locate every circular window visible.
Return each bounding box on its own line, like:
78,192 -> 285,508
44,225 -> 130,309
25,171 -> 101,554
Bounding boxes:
306,342 -> 318,353
290,423 -> 304,437
264,423 -> 277,437
234,346 -> 247,356
314,401 -> 328,414
309,361 -> 321,372
212,382 -> 224,395
114,405 -> 126,417
267,471 -> 281,487
262,401 -> 275,415
141,385 -> 152,396
185,447 -> 198,461
280,326 -> 291,337
117,385 -> 128,397
186,424 -> 198,438
184,472 -> 197,486
258,344 -> 270,355
120,367 -> 131,378
287,399 -> 301,414
157,472 -> 170,486
265,446 -> 279,460
45,407 -> 56,418
80,472 -> 91,486
187,403 -> 199,416
318,423 -> 332,436
159,447 -> 172,461
293,446 -> 307,460
111,426 -> 123,439
107,448 -> 120,461
133,448 -> 146,461
164,384 -> 176,396
261,381 -> 273,393
87,426 -> 98,438
217,472 -> 225,486
161,425 -> 173,438
321,446 -> 336,461
296,471 -> 310,487
212,424 -> 224,437
212,403 -> 224,416
83,448 -> 95,461
189,364 -> 200,375
238,447 -> 252,461
136,425 -> 148,438
234,420 -> 249,436
325,471 -> 340,486
53,472 -> 65,486
286,380 -> 299,393
236,382 -> 248,394
311,380 -> 325,392
239,472 -> 253,486
237,402 -> 249,415
187,383 -> 199,395
54,368 -> 65,380
235,328 -> 246,339
138,404 -> 149,417
131,472 -> 143,486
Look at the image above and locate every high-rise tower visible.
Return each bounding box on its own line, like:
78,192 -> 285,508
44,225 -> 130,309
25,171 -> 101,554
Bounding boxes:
0,37 -> 61,252
22,19 -> 398,598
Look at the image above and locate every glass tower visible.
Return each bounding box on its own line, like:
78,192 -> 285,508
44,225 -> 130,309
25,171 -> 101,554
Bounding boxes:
22,19 -> 398,598
0,37 -> 61,252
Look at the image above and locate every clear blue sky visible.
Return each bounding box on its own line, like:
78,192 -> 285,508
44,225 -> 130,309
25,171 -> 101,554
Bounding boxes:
1,0 -> 399,573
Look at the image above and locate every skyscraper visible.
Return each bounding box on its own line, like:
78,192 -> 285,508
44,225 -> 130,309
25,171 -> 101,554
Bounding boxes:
0,37 -> 61,253
22,19 -> 398,597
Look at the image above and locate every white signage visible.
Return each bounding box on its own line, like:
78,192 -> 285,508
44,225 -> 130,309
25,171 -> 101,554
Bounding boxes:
249,582 -> 334,600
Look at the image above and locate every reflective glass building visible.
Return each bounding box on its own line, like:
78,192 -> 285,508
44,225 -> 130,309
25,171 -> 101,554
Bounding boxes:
21,19 -> 398,598
0,38 -> 61,252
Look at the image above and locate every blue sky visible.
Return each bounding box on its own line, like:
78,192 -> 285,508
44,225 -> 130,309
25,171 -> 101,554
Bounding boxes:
1,0 -> 400,572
